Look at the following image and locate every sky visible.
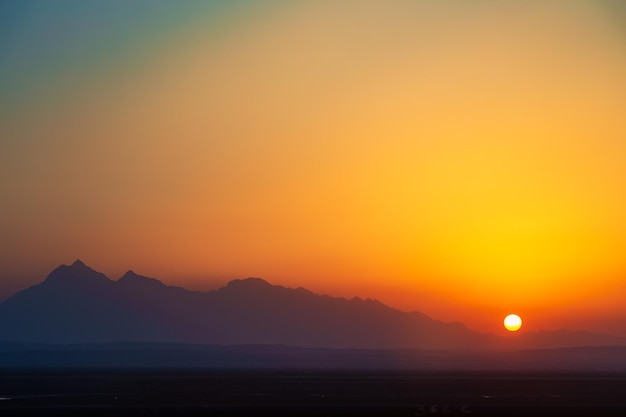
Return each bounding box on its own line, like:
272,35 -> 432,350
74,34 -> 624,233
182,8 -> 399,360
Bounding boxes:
1,0 -> 626,335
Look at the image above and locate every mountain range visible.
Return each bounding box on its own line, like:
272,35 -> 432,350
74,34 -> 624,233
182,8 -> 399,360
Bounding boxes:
1,260 -> 624,353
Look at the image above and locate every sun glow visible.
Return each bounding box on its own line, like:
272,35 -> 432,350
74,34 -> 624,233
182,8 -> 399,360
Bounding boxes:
1,0 -> 626,335
503,314 -> 522,332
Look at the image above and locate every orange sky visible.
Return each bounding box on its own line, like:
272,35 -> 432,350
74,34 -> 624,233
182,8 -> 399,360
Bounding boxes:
1,1 -> 626,335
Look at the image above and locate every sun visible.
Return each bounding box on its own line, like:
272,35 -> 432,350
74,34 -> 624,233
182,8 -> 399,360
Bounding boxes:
503,314 -> 522,332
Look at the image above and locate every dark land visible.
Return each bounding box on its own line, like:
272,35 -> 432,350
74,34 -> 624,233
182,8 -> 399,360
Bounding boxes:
2,261 -> 626,415
1,369 -> 626,417
2,342 -> 626,371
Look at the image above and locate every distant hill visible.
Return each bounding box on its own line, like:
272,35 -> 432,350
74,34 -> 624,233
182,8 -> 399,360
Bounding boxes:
1,341 -> 625,371
1,260 -> 624,352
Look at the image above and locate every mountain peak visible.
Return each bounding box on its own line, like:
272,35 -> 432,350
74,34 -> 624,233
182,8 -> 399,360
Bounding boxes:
117,270 -> 164,287
43,260 -> 111,286
225,277 -> 272,289
71,259 -> 87,268
120,270 -> 140,280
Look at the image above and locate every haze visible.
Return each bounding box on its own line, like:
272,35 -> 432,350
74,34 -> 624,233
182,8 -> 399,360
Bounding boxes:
1,0 -> 625,335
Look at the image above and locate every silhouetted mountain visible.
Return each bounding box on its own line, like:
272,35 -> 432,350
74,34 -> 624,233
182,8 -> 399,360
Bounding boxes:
0,261 -> 624,351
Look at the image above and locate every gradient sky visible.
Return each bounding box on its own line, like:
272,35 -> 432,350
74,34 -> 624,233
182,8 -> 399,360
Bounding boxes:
2,0 -> 626,335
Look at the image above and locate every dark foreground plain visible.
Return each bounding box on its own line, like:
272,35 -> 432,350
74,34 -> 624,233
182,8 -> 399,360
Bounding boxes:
1,370 -> 626,417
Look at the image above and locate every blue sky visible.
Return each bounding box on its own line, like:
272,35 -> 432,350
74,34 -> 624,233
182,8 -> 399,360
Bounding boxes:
0,0 -> 253,102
